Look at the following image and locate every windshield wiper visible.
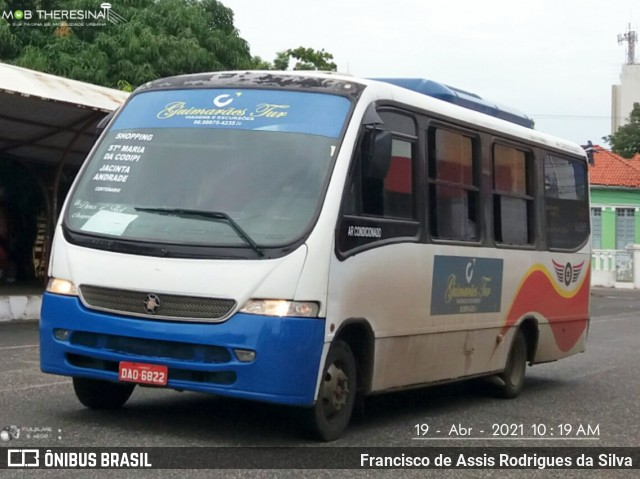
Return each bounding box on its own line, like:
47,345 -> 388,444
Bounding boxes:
134,207 -> 265,258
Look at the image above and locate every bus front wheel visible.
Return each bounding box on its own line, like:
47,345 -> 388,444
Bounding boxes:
304,340 -> 356,441
498,330 -> 528,399
73,377 -> 135,409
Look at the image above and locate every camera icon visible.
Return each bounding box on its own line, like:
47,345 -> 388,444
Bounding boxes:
1,425 -> 20,441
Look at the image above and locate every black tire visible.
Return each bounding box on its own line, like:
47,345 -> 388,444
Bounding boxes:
303,340 -> 357,441
498,330 -> 528,399
73,377 -> 135,410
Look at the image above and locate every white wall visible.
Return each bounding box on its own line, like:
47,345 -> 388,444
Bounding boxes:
611,64 -> 640,134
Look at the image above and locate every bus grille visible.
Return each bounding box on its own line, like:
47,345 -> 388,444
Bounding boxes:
70,331 -> 232,363
78,285 -> 236,322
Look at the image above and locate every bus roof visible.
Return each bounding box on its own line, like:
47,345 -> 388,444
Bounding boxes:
372,78 -> 535,129
134,70 -> 585,158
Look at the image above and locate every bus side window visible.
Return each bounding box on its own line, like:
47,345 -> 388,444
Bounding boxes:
429,128 -> 479,241
493,144 -> 534,246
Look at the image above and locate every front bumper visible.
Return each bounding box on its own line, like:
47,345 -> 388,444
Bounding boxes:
40,293 -> 325,406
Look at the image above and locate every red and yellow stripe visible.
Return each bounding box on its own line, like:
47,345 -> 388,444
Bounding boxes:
501,262 -> 590,352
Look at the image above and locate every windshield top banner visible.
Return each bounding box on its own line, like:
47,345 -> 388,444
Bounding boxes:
111,89 -> 350,138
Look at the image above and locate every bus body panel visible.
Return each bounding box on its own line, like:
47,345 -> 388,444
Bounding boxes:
326,241 -> 590,392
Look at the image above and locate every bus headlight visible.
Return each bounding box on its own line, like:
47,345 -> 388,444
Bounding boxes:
240,299 -> 319,318
46,278 -> 78,296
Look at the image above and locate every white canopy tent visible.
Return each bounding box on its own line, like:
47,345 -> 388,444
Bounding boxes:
0,62 -> 128,285
0,62 -> 127,168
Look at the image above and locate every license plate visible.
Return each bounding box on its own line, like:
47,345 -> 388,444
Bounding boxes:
118,361 -> 168,386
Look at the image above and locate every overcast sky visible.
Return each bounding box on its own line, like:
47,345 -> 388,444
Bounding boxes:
221,0 -> 638,146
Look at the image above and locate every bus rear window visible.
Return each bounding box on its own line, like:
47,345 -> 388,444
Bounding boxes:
544,155 -> 589,250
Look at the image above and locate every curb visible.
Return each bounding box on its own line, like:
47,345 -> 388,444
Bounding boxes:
0,295 -> 42,321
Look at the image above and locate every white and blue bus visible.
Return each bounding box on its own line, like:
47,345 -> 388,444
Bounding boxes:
40,71 -> 590,441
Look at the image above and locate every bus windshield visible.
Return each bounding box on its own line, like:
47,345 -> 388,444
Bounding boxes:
65,88 -> 351,252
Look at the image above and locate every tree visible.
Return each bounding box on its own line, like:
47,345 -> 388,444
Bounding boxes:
604,102 -> 640,158
0,1 -> 338,88
0,0 -> 255,89
271,47 -> 337,71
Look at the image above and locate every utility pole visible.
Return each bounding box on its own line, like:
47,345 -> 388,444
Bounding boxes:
618,24 -> 637,65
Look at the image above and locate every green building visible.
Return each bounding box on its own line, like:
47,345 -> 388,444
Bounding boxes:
589,146 -> 640,286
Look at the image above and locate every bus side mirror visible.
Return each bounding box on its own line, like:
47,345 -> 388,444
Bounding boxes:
363,129 -> 392,179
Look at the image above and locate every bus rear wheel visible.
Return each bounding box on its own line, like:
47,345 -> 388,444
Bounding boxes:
498,330 -> 528,399
304,340 -> 356,441
73,377 -> 135,409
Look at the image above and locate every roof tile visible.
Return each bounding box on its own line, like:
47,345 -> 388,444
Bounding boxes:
589,146 -> 640,188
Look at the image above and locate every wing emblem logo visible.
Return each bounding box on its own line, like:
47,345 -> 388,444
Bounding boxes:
552,260 -> 584,287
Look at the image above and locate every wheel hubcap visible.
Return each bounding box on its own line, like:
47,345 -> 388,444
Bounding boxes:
322,363 -> 350,416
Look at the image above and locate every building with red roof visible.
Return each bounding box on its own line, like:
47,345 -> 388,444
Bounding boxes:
589,146 -> 640,188
589,146 -> 640,285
